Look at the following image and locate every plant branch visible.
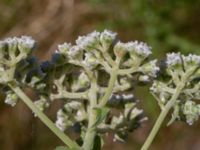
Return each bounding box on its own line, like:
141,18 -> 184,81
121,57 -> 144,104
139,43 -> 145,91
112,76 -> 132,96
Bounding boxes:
9,82 -> 80,150
50,90 -> 88,100
82,77 -> 98,150
141,69 -> 195,150
98,67 -> 118,107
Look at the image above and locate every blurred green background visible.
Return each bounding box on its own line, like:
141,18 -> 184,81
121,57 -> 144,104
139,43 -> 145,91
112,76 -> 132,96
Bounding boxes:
0,0 -> 200,149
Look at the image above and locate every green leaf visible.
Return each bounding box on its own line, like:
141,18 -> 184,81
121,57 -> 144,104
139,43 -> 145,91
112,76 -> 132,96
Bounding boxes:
92,135 -> 102,150
93,107 -> 109,127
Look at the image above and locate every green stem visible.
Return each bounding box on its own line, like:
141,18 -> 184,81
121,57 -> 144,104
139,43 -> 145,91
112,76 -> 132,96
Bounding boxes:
98,68 -> 118,107
141,70 -> 193,150
9,83 -> 80,150
141,86 -> 182,150
82,78 -> 98,150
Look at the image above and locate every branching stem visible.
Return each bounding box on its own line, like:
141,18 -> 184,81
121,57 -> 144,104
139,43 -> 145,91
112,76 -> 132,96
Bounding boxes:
141,69 -> 194,150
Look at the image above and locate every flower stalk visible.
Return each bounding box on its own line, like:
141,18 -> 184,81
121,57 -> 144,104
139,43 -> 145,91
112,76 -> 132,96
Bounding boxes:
9,82 -> 80,150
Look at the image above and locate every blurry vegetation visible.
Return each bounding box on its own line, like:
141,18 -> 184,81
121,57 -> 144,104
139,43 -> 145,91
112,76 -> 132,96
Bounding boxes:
0,0 -> 200,150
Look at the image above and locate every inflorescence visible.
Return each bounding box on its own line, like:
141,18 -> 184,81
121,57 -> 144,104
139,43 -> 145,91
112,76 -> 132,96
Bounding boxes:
1,30 -> 200,149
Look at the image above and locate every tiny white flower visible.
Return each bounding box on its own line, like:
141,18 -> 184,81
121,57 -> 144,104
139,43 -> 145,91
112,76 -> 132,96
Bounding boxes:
76,31 -> 100,50
183,54 -> 200,66
127,41 -> 152,58
68,45 -> 83,60
56,42 -> 71,54
100,30 -> 116,49
183,101 -> 199,125
5,37 -> 18,52
139,60 -> 159,77
56,109 -> 68,131
83,53 -> 98,69
34,96 -> 49,112
166,52 -> 182,67
18,36 -> 35,50
5,92 -> 18,107
138,75 -> 150,82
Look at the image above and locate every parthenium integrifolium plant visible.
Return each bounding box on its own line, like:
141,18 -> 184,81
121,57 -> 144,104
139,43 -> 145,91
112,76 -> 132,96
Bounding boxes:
0,30 -> 200,150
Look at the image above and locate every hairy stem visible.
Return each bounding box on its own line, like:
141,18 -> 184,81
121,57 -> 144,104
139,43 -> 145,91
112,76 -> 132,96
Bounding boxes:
98,68 -> 118,107
82,78 -> 98,150
9,82 -> 80,149
141,69 -> 193,150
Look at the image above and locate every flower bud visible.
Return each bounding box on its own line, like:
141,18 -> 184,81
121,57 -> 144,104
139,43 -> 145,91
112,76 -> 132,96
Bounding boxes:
127,41 -> 152,60
139,60 -> 159,77
5,37 -> 18,58
68,45 -> 83,61
18,36 -> 36,54
34,96 -> 49,112
166,52 -> 182,68
183,101 -> 199,125
5,91 -> 18,107
113,41 -> 127,58
100,30 -> 116,50
56,109 -> 69,131
57,43 -> 71,54
83,53 -> 98,69
76,31 -> 100,50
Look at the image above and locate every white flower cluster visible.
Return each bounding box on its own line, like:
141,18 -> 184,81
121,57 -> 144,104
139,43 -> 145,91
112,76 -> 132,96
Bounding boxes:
127,41 -> 152,58
18,36 -> 36,52
166,52 -> 182,68
100,30 -> 117,49
56,109 -> 69,131
182,101 -> 200,125
34,96 -> 49,112
57,43 -> 71,54
55,102 -> 85,132
139,60 -> 160,77
182,54 -> 200,67
152,52 -> 200,125
71,72 -> 90,92
167,53 -> 200,69
4,91 -> 18,107
5,36 -> 35,55
76,31 -> 100,50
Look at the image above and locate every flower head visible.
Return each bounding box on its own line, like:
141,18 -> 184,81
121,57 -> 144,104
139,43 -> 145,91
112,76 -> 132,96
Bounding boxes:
100,30 -> 117,49
139,60 -> 160,77
166,52 -> 182,68
127,41 -> 152,58
76,31 -> 100,50
18,36 -> 36,53
183,54 -> 200,66
57,42 -> 71,54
